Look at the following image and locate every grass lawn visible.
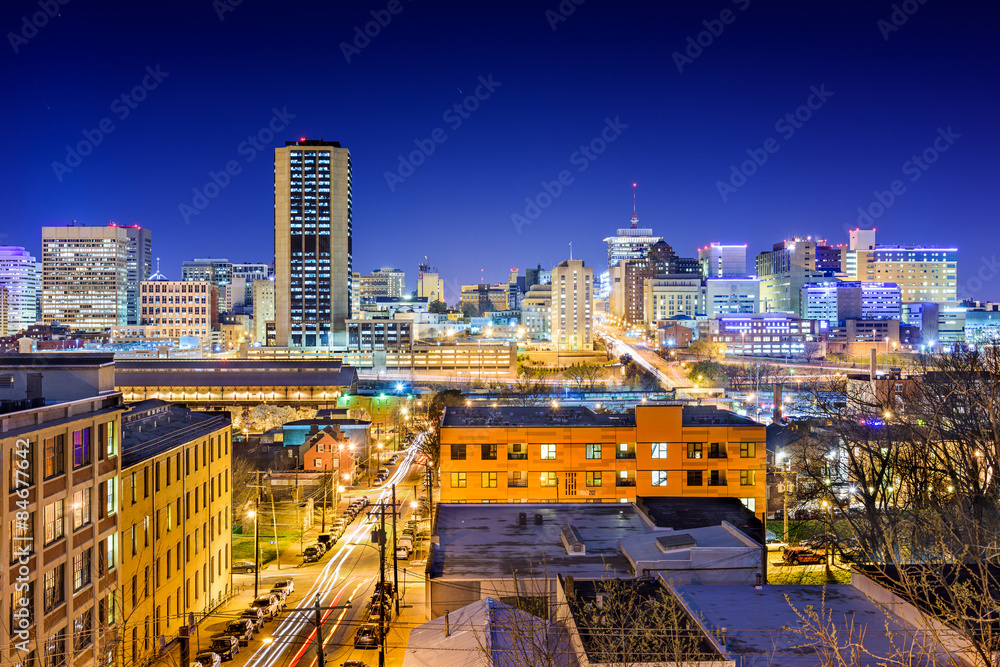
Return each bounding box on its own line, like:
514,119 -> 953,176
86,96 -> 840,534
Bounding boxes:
232,528 -> 301,564
767,563 -> 852,585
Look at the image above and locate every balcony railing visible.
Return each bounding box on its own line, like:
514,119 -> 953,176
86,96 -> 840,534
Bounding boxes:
508,452 -> 527,460
707,479 -> 727,487
707,452 -> 727,459
508,479 -> 528,487
616,479 -> 637,487
616,451 -> 636,460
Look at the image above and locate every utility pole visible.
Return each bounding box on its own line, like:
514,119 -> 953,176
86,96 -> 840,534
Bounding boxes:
378,501 -> 387,667
392,484 -> 399,614
253,488 -> 260,598
322,459 -> 328,533
314,594 -> 326,667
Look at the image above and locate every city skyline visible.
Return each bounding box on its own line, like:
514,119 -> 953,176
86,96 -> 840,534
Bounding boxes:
3,1 -> 997,301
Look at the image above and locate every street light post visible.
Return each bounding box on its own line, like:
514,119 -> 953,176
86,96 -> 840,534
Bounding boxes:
250,502 -> 260,598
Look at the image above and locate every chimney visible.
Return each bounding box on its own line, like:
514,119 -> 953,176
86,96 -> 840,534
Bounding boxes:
444,610 -> 450,637
565,576 -> 575,598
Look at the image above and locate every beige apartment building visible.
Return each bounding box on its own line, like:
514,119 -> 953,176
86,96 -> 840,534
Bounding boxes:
118,401 -> 233,666
550,259 -> 593,351
42,225 -> 130,330
274,140 -> 352,348
252,278 -> 275,345
139,277 -> 218,343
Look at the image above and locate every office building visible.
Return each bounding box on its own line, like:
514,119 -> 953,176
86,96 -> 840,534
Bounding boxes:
231,262 -> 270,308
460,284 -> 508,316
119,401 -> 232,666
275,140 -> 353,348
615,241 -> 677,326
965,308 -> 1000,345
799,281 -> 903,324
114,224 -> 153,326
698,243 -> 748,278
643,275 -> 703,324
43,224 -> 129,329
438,405 -> 767,517
347,318 -> 413,352
707,313 -> 826,357
756,238 -> 841,314
704,277 -> 760,319
139,275 -> 218,343
0,245 -> 39,335
181,258 -> 232,314
252,278 -> 275,345
604,208 -> 662,269
846,229 -> 957,304
551,259 -> 592,351
522,284 -> 552,341
0,354 -> 124,667
417,262 -> 445,304
351,268 -> 406,314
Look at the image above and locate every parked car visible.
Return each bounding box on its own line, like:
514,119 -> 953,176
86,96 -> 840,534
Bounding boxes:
835,538 -> 866,562
318,533 -> 332,546
193,651 -> 221,667
302,546 -> 321,563
782,546 -> 826,565
232,559 -> 257,573
799,533 -> 838,550
269,587 -> 289,608
354,623 -> 382,649
765,529 -> 787,552
252,594 -> 280,619
379,468 -> 389,477
209,635 -> 240,661
223,619 -> 254,645
366,601 -> 393,623
240,607 -> 266,630
271,579 -> 295,596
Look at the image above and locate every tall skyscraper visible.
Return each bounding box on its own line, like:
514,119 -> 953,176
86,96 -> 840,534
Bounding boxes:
551,259 -> 593,351
115,223 -> 152,325
756,237 -> 842,314
0,245 -> 40,335
845,229 -> 957,304
274,139 -> 352,347
698,243 -> 748,278
42,224 -> 129,329
417,262 -> 445,304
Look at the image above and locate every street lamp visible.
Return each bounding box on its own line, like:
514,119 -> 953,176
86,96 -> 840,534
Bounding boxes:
248,509 -> 260,597
775,451 -> 790,543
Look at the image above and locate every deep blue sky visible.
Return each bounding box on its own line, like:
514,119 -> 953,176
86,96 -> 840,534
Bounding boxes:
3,0 -> 998,302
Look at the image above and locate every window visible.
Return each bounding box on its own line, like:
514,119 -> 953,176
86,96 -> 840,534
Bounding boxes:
44,434 -> 65,479
43,564 -> 64,612
540,444 -> 557,460
72,488 -> 92,530
44,630 -> 66,667
686,470 -> 703,486
586,443 -> 602,460
73,548 -> 92,591
130,473 -> 137,504
740,497 -> 757,512
73,428 -> 91,468
106,533 -> 117,571
10,512 -> 34,562
708,442 -> 725,459
450,472 -> 467,488
44,500 -> 64,544
107,476 -> 117,517
652,471 -> 668,487
482,472 -> 497,488
450,445 -> 467,461
708,470 -> 724,486
74,608 -> 93,650
143,467 -> 149,498
651,442 -> 668,459
687,443 -> 703,459
481,444 -> 498,460
586,471 -> 602,487
10,580 -> 33,628
314,458 -> 322,467
508,443 -> 527,460
540,472 -> 558,487
130,525 -> 136,556
740,470 -> 757,486
740,442 -> 757,458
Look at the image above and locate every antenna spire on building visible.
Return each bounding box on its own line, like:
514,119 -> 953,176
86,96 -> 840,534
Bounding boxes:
569,242 -> 573,260
631,182 -> 638,228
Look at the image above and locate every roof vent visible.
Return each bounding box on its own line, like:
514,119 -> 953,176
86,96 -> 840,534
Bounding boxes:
656,534 -> 697,552
533,513 -> 543,525
560,525 -> 586,555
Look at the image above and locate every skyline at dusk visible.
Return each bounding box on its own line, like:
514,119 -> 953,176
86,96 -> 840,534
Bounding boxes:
3,0 -> 998,301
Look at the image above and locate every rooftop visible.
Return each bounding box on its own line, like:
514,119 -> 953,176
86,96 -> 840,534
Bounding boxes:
430,503 -> 651,580
0,352 -> 115,367
441,405 -> 759,428
675,584 -> 945,666
115,359 -> 358,388
638,497 -> 764,543
121,402 -> 230,468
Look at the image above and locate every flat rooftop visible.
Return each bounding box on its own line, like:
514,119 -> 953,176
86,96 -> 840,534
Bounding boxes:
441,406 -> 635,428
430,503 -> 651,580
638,496 -> 764,543
121,403 -> 230,468
0,352 -> 115,367
115,359 -> 357,387
675,584 -> 944,666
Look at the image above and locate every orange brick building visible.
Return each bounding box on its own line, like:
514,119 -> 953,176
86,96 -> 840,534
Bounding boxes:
439,404 -> 767,519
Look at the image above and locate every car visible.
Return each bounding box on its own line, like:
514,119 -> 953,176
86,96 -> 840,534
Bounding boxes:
379,468 -> 389,476
252,594 -> 280,619
269,587 -> 288,608
782,546 -> 826,565
232,559 -> 257,573
765,529 -> 787,552
302,546 -> 321,562
372,478 -> 385,487
271,579 -> 295,596
193,651 -> 222,667
313,542 -> 328,556
342,661 -> 370,667
223,619 -> 254,645
354,623 -> 382,649
799,533 -> 838,550
366,601 -> 393,623
240,607 -> 266,630
209,635 -> 240,661
318,533 -> 333,545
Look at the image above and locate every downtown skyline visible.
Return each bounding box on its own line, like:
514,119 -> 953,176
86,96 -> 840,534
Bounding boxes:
2,0 -> 998,301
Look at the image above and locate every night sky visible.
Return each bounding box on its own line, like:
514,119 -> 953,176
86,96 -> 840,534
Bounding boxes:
3,0 -> 998,302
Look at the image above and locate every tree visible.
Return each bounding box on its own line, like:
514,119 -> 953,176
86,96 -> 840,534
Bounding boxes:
460,302 -> 478,318
428,299 -> 448,313
688,338 -> 725,361
687,360 -> 726,387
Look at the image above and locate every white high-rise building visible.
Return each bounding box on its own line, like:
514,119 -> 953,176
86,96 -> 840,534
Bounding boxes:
117,224 -> 152,325
0,245 -> 40,335
551,259 -> 593,351
698,243 -> 748,278
42,225 -> 129,329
